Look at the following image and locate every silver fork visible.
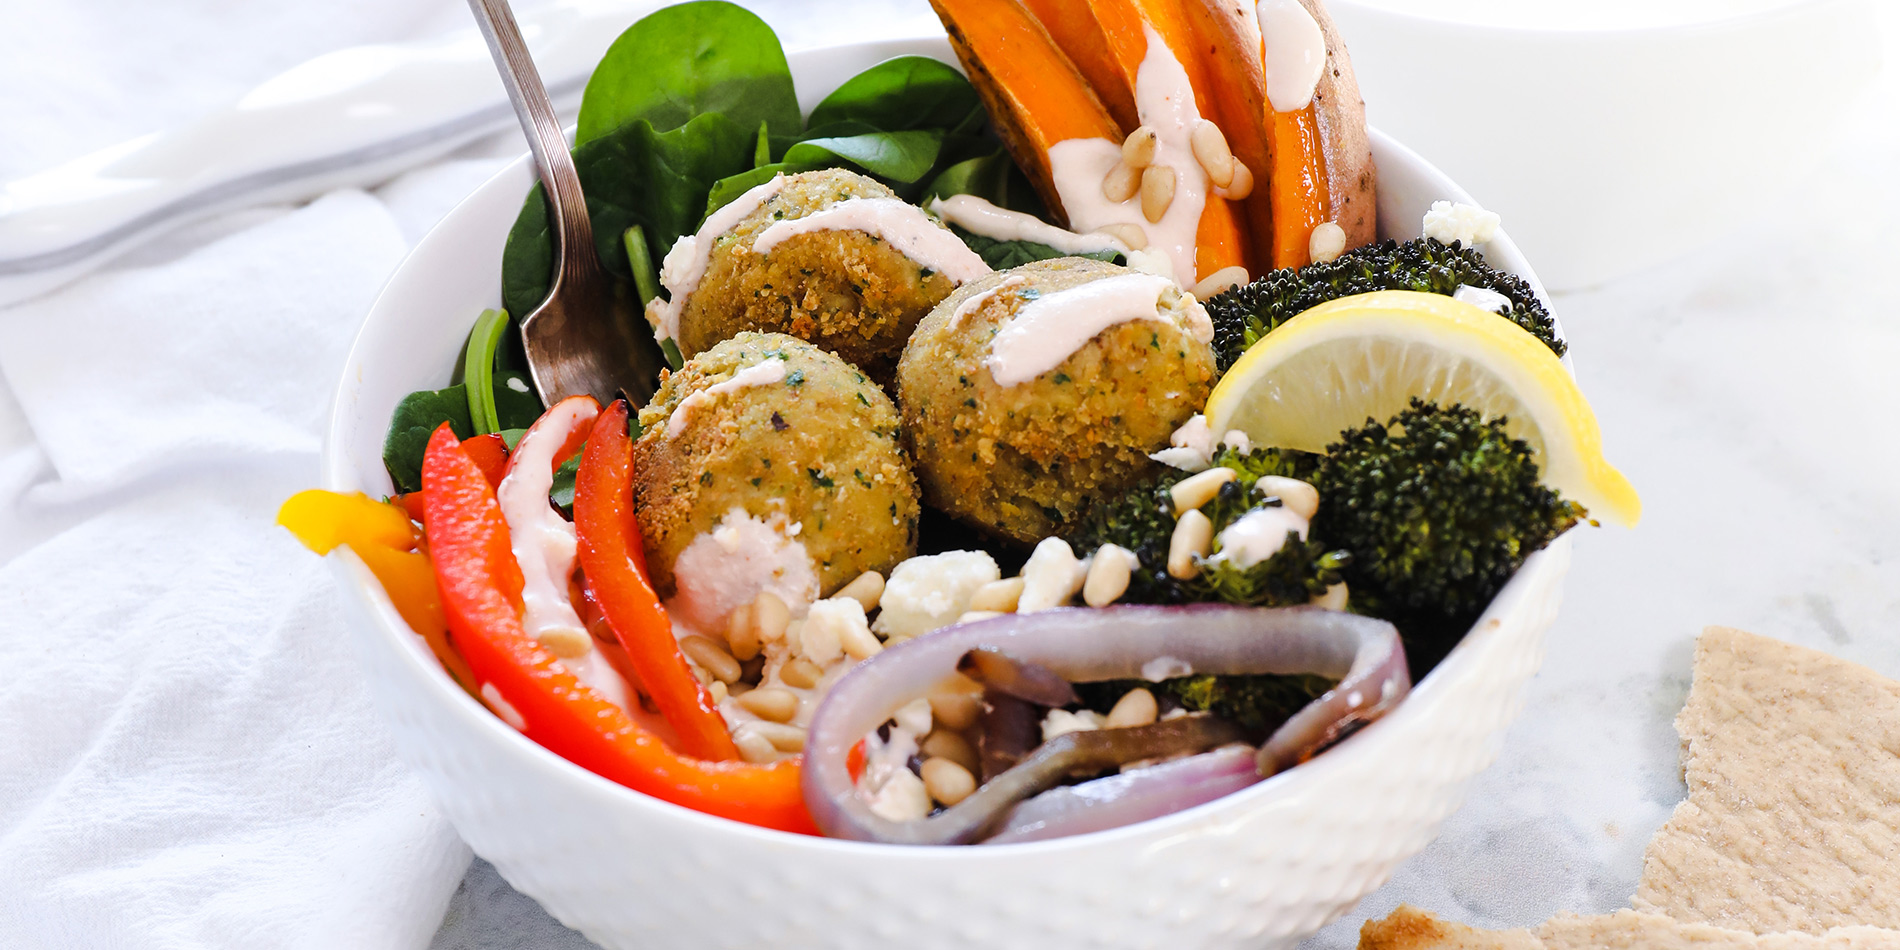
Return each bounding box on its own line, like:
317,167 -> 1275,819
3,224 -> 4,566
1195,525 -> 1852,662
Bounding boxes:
466,0 -> 664,408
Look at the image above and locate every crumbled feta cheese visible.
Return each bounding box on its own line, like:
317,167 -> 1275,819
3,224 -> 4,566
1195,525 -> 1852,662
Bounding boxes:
801,598 -> 871,666
1041,708 -> 1107,743
1422,200 -> 1501,248
893,697 -> 933,737
1018,537 -> 1088,612
1152,414 -> 1251,472
872,551 -> 1001,641
866,766 -> 931,822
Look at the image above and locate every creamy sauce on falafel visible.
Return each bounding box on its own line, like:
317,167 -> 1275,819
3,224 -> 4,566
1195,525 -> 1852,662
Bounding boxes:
666,507 -> 818,634
985,273 -> 1194,386
1046,26 -> 1210,284
663,357 -> 789,439
649,174 -> 790,345
927,195 -> 1126,258
751,198 -> 991,284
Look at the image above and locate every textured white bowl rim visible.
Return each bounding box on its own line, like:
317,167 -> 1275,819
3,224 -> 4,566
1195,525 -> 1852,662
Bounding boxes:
320,35 -> 1569,864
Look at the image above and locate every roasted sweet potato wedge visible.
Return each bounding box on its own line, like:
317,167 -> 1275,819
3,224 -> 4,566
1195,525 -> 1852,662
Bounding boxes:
928,0 -> 1123,227
1181,0 -> 1375,270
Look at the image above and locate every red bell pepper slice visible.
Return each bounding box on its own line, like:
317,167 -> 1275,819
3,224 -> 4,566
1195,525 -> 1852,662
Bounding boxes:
573,400 -> 739,761
421,422 -> 814,833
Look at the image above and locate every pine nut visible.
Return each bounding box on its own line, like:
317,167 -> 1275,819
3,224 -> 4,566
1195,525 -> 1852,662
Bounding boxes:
1190,265 -> 1249,300
968,576 -> 1025,613
1190,119 -> 1235,187
708,681 -> 729,703
1102,161 -> 1141,203
1083,544 -> 1136,607
1105,687 -> 1159,728
920,729 -> 980,774
1216,160 -> 1254,200
779,657 -> 823,689
1122,125 -> 1160,168
1018,537 -> 1086,613
737,686 -> 799,722
957,610 -> 1003,624
681,635 -> 742,683
1311,581 -> 1349,611
836,571 -> 885,612
1170,466 -> 1236,514
928,685 -> 983,732
1256,475 -> 1320,520
921,757 -> 977,807
895,697 -> 934,736
725,600 -> 760,661
1140,165 -> 1177,223
751,721 -> 807,752
754,591 -> 791,643
733,726 -> 779,763
1309,221 -> 1347,263
838,612 -> 883,660
538,626 -> 593,659
1168,509 -> 1213,579
1093,222 -> 1149,251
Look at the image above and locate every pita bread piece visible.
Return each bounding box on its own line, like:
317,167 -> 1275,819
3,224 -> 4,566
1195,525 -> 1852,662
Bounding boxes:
1359,905 -> 1900,950
1633,627 -> 1900,934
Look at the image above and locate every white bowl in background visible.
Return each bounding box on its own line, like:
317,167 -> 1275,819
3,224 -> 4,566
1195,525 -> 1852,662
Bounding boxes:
1331,0 -> 1881,291
323,37 -> 1573,950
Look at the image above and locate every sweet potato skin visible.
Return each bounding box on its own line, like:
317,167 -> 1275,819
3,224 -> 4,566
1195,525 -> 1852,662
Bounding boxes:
1301,0 -> 1376,250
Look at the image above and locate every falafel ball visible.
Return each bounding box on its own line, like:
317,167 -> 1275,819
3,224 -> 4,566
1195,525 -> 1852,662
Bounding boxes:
663,168 -> 987,385
633,331 -> 919,629
896,258 -> 1216,544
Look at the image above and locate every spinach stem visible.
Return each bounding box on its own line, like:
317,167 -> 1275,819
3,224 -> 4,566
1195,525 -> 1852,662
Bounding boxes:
463,308 -> 510,435
623,226 -> 660,308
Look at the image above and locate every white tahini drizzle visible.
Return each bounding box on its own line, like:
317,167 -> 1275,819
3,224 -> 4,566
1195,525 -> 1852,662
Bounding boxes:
665,356 -> 788,439
1046,26 -> 1210,283
927,195 -> 1126,257
1210,505 -> 1310,568
987,273 -> 1202,386
1256,0 -> 1328,113
648,173 -> 789,345
666,507 -> 819,633
751,198 -> 991,284
495,396 -> 631,711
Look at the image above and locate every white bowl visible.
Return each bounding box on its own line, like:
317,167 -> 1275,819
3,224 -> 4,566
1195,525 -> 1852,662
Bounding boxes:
1330,0 -> 1881,291
322,37 -> 1574,950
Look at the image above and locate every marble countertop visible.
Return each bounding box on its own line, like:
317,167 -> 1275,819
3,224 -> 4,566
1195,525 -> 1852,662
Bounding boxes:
4,1 -> 1895,947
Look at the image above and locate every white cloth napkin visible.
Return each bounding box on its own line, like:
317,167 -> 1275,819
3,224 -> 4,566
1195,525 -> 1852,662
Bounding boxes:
0,184 -> 487,947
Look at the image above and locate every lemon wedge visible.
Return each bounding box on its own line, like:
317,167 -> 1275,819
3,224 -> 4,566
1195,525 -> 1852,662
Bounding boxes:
1204,290 -> 1640,527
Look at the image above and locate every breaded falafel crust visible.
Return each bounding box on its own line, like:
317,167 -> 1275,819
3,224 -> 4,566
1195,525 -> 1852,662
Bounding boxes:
633,332 -> 920,604
896,258 -> 1216,544
676,169 -> 961,385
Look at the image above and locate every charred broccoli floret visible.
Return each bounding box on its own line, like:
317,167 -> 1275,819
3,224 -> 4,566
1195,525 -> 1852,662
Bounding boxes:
1312,399 -> 1587,667
1064,447 -> 1345,607
1075,673 -> 1335,734
1205,238 -> 1564,370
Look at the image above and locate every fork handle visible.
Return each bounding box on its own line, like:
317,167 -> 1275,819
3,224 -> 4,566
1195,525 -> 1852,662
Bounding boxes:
466,0 -> 601,315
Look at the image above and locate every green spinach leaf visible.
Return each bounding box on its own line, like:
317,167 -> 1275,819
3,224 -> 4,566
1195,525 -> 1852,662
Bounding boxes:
807,56 -> 982,132
503,111 -> 754,318
576,1 -> 799,147
949,224 -> 1121,271
383,386 -> 473,494
703,128 -> 947,214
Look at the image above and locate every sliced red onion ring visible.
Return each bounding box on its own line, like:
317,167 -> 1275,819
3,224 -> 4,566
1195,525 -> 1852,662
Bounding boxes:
984,745 -> 1261,845
802,604 -> 1410,844
958,647 -> 1078,707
